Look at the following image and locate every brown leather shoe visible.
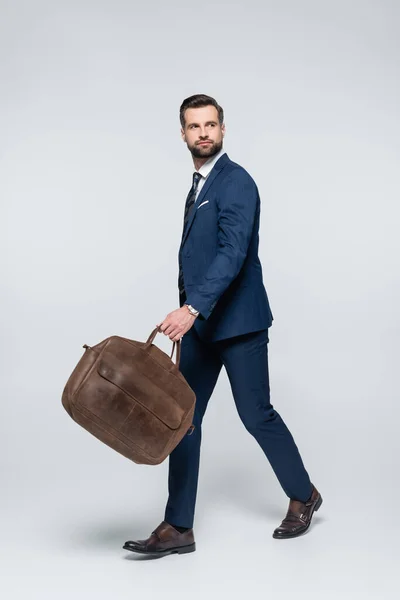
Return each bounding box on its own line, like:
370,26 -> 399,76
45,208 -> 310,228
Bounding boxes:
123,521 -> 196,556
272,483 -> 323,539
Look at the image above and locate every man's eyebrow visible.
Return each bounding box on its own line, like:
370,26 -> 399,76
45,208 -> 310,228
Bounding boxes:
188,120 -> 218,126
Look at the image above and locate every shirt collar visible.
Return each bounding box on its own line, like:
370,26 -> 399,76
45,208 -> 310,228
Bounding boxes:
196,147 -> 226,180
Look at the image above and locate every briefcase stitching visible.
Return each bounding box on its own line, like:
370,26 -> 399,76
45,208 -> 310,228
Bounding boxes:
75,402 -> 160,462
75,401 -> 193,464
96,370 -> 182,431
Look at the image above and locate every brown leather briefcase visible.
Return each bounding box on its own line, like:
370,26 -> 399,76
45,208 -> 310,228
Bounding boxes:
62,326 -> 196,465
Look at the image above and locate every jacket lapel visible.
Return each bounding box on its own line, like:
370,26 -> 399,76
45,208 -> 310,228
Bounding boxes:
180,153 -> 230,248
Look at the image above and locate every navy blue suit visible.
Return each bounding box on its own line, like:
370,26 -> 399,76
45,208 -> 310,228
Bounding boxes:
165,153 -> 312,528
179,152 -> 273,341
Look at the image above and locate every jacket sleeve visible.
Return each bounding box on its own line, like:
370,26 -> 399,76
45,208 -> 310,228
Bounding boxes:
184,171 -> 259,320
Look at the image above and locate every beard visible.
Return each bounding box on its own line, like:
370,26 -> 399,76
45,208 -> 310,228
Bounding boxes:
189,138 -> 223,159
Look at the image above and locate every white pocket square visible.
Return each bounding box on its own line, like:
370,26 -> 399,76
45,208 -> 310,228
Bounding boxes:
197,200 -> 209,209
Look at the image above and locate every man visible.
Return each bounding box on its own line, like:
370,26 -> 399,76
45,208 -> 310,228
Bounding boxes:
123,94 -> 322,557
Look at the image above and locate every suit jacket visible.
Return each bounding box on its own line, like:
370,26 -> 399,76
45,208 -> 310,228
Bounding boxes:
178,152 -> 274,342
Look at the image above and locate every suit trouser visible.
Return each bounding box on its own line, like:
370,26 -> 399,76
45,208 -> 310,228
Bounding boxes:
164,325 -> 313,529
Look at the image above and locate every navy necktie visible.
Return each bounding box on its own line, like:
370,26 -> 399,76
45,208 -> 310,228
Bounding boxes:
182,171 -> 202,232
178,171 -> 202,295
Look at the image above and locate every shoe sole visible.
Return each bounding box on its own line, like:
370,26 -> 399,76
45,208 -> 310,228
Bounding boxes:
272,494 -> 323,539
123,542 -> 196,556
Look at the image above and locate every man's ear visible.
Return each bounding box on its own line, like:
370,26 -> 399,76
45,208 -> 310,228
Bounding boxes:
181,127 -> 185,142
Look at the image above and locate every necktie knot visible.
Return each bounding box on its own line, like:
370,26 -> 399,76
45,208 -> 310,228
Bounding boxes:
193,171 -> 202,186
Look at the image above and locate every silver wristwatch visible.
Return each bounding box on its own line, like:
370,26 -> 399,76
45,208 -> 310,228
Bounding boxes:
185,303 -> 200,317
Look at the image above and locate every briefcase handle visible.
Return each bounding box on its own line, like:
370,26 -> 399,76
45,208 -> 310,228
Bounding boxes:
145,326 -> 181,368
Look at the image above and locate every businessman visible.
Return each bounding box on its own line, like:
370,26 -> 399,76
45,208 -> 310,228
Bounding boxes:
123,94 -> 322,556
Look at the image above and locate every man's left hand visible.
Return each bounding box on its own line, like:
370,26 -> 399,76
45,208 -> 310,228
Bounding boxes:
157,306 -> 197,342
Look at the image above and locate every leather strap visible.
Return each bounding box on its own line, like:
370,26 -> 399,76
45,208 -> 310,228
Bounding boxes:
145,326 -> 181,368
152,521 -> 178,541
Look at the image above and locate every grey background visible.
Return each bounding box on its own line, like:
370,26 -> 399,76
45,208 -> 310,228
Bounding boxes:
1,0 -> 399,598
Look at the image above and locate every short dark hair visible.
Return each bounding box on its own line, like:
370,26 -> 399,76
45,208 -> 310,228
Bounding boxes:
179,94 -> 224,128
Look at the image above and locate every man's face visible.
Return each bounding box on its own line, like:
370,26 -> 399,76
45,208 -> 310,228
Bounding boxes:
181,105 -> 225,159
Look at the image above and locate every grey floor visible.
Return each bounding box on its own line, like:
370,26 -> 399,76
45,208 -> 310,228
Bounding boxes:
2,446 -> 398,600
2,324 -> 399,599
2,340 -> 399,600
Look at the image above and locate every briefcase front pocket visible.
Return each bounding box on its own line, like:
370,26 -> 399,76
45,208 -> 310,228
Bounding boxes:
96,348 -> 184,430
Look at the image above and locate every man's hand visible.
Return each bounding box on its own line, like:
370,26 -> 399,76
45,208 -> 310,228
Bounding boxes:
157,306 -> 197,342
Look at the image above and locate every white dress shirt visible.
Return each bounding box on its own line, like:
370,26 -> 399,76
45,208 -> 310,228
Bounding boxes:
194,147 -> 226,199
